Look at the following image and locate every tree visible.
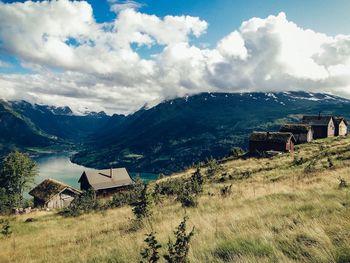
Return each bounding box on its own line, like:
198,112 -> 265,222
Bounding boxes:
133,184 -> 152,220
140,232 -> 162,263
0,151 -> 37,208
190,167 -> 204,194
164,217 -> 195,263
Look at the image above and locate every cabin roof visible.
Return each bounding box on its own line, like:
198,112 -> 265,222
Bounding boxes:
302,115 -> 333,126
29,179 -> 81,202
79,168 -> 134,191
280,124 -> 312,133
249,132 -> 295,143
333,117 -> 348,126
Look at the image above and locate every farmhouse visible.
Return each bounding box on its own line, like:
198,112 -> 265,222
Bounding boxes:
249,132 -> 296,153
302,115 -> 335,139
333,117 -> 348,136
280,124 -> 313,144
78,168 -> 134,197
29,179 -> 81,209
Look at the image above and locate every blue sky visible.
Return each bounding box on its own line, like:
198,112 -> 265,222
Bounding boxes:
0,0 -> 350,113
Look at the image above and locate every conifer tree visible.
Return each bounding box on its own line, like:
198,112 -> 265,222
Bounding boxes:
140,232 -> 162,263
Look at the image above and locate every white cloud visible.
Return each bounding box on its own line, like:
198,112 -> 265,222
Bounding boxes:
0,1 -> 349,114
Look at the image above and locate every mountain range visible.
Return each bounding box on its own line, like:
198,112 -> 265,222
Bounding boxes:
1,91 -> 350,173
72,91 -> 350,174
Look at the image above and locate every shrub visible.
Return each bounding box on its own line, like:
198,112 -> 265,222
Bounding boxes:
214,238 -> 274,261
190,167 -> 204,194
292,156 -> 304,166
206,159 -> 223,178
229,147 -> 245,158
0,219 -> 12,238
177,191 -> 198,208
220,184 -> 233,198
338,177 -> 348,189
164,217 -> 195,263
140,232 -> 162,263
63,188 -> 99,216
152,184 -> 163,205
133,184 -> 152,221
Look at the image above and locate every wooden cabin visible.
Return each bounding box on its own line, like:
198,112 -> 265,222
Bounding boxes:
279,124 -> 313,144
302,115 -> 335,139
249,132 -> 296,153
29,179 -> 81,209
78,168 -> 134,197
334,117 -> 348,136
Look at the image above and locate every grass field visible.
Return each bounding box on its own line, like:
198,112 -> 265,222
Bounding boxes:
1,136 -> 350,262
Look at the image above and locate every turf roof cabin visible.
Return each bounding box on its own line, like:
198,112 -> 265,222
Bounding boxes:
78,168 -> 134,197
333,117 -> 348,136
280,124 -> 313,144
302,115 -> 335,139
249,132 -> 296,154
29,179 -> 81,209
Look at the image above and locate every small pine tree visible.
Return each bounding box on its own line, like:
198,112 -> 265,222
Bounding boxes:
133,184 -> 153,220
152,184 -> 162,204
1,219 -> 12,238
164,217 -> 195,263
190,167 -> 204,194
140,232 -> 162,263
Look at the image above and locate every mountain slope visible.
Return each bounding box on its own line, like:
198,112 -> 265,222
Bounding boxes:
72,91 -> 350,173
11,101 -> 115,142
2,136 -> 350,263
0,101 -> 55,151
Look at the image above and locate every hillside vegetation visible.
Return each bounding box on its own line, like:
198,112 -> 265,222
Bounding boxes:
73,91 -> 350,174
1,135 -> 350,262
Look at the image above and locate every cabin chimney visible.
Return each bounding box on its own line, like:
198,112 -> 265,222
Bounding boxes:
318,111 -> 321,120
266,131 -> 270,137
110,167 -> 113,178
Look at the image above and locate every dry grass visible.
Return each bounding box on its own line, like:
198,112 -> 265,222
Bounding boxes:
1,136 -> 350,262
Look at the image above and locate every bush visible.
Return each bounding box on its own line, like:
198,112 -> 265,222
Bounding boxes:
0,219 -> 12,238
177,191 -> 198,208
338,177 -> 348,189
140,232 -> 162,263
206,159 -> 223,178
215,238 -> 274,261
190,167 -> 204,194
63,189 -> 99,216
133,184 -> 152,220
229,147 -> 245,158
164,217 -> 195,263
220,184 -> 232,198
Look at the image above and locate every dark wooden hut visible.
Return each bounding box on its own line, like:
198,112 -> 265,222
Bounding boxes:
302,115 -> 335,139
279,124 -> 313,144
78,168 -> 134,197
29,179 -> 81,209
249,132 -> 296,153
333,117 -> 348,136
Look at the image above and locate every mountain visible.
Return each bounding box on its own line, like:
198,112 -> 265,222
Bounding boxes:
0,101 -> 56,156
72,91 -> 350,174
10,101 -> 114,143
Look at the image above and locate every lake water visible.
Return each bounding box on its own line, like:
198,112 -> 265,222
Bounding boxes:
34,153 -> 159,189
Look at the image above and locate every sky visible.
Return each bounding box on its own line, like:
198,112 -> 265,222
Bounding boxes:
0,0 -> 350,114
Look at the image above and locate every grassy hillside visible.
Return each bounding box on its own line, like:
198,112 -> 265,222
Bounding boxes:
1,136 -> 350,262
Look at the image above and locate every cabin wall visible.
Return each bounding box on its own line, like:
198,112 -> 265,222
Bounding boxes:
328,119 -> 335,137
46,190 -> 77,209
249,141 -> 289,153
307,130 -> 314,142
96,185 -> 133,198
312,126 -> 328,139
338,122 -> 347,136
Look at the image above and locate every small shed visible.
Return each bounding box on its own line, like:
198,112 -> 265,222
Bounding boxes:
333,117 -> 348,136
78,168 -> 134,197
302,115 -> 335,139
249,132 -> 296,153
280,124 -> 313,144
29,179 -> 81,209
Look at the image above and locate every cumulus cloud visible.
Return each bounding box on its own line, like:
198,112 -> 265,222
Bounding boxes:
0,1 -> 350,114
